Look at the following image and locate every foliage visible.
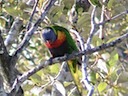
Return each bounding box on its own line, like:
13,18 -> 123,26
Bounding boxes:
0,0 -> 128,96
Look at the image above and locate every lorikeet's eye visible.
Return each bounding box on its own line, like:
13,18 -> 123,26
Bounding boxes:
42,28 -> 57,42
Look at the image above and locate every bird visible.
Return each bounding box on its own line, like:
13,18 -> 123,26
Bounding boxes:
41,25 -> 82,95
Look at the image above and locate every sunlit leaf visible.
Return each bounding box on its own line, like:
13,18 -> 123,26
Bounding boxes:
88,71 -> 97,84
53,80 -> 66,96
3,7 -> 22,17
30,74 -> 42,84
92,36 -> 103,46
106,88 -> 115,96
88,0 -> 102,7
0,16 -> 6,27
98,82 -> 107,92
49,64 -> 59,74
101,53 -> 110,61
97,59 -> 108,74
23,82 -> 34,91
109,53 -> 119,67
107,0 -> 115,8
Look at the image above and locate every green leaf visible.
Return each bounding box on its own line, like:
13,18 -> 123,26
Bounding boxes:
0,16 -> 6,27
117,72 -> 128,84
98,82 -> 107,92
30,74 -> 42,84
92,36 -> 104,46
3,7 -> 22,17
107,0 -> 115,8
97,59 -> 108,74
89,0 -> 102,7
88,71 -> 97,84
106,88 -> 115,96
49,64 -> 59,74
107,37 -> 118,43
101,53 -> 110,61
53,80 -> 66,96
109,53 -> 118,67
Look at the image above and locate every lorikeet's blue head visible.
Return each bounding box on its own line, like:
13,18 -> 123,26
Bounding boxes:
42,27 -> 57,43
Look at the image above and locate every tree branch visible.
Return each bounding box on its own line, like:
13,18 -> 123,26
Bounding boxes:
0,31 -> 12,84
86,6 -> 97,47
0,30 -> 23,96
10,31 -> 128,95
71,28 -> 94,96
26,0 -> 39,30
0,31 -> 9,96
98,9 -> 128,26
99,1 -> 105,39
4,17 -> 23,48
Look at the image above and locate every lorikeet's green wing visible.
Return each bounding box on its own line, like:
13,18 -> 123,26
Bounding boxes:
52,26 -> 78,52
52,26 -> 82,95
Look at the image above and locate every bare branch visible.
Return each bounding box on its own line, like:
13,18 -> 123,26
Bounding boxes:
98,10 -> 128,26
86,6 -> 97,47
99,3 -> 105,39
4,17 -> 23,48
87,8 -> 128,43
26,0 -> 39,30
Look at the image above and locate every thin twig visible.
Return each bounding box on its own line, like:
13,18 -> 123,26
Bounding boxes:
98,10 -> 128,26
68,87 -> 77,96
99,3 -> 105,39
86,6 -> 97,46
54,62 -> 66,79
26,0 -> 39,30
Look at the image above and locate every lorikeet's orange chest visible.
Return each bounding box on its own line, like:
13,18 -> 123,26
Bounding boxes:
44,31 -> 68,57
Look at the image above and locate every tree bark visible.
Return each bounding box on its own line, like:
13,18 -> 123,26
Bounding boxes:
0,31 -> 23,96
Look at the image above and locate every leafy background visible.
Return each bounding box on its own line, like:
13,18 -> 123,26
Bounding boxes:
0,0 -> 128,96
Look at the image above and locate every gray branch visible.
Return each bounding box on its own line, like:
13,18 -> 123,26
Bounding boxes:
26,0 -> 39,30
98,10 -> 128,26
10,31 -> 128,95
4,17 -> 23,48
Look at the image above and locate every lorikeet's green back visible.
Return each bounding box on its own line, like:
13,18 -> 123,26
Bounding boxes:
51,26 -> 78,52
42,25 -> 81,95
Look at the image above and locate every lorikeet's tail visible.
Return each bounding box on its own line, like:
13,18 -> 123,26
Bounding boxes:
67,59 -> 82,95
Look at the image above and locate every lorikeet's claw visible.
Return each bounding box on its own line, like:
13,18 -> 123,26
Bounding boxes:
48,57 -> 54,65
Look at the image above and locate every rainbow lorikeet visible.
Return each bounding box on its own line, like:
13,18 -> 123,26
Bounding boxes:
41,25 -> 82,95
